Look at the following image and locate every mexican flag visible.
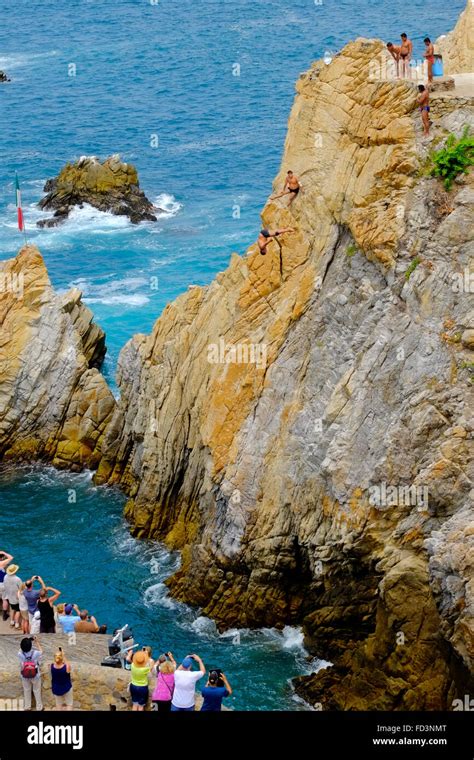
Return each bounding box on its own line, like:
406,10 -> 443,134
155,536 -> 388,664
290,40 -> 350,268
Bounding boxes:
15,173 -> 24,231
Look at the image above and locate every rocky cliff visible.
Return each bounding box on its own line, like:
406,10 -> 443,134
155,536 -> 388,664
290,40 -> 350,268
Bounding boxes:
92,36 -> 474,710
1,23 -> 473,710
0,246 -> 115,469
436,0 -> 474,75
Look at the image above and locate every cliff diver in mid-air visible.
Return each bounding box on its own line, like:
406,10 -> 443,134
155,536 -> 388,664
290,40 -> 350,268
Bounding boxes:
257,227 -> 295,255
270,170 -> 302,205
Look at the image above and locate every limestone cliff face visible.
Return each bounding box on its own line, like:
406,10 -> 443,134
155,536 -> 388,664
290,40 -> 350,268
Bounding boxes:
0,246 -> 115,469
94,38 -> 474,709
436,0 -> 474,75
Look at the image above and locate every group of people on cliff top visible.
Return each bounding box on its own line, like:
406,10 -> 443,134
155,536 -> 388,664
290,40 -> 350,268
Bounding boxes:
386,32 -> 436,136
0,550 -> 107,635
386,33 -> 435,81
126,649 -> 232,712
256,33 -> 436,258
16,638 -> 232,713
2,550 -> 233,713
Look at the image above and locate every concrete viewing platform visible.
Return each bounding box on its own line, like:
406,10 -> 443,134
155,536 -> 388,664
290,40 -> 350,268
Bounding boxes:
431,72 -> 474,99
0,633 -> 130,711
0,633 -> 212,711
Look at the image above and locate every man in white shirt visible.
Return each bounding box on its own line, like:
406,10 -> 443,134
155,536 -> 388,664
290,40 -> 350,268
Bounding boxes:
171,654 -> 205,711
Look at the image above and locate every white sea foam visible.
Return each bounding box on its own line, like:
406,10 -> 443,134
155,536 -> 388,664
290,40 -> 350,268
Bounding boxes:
259,625 -> 306,652
112,531 -> 143,558
62,204 -> 133,232
0,50 -> 59,71
68,274 -> 150,307
190,616 -> 218,636
146,544 -> 180,577
143,582 -> 178,610
280,626 -> 305,650
154,193 -> 182,218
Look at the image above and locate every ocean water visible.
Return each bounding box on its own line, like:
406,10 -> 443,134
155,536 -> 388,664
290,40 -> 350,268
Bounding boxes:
0,0 -> 465,709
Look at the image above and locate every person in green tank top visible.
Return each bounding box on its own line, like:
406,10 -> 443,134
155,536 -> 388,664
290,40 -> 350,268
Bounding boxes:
127,649 -> 154,711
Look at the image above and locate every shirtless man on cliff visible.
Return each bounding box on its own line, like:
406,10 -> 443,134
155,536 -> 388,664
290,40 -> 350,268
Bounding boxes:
423,37 -> 435,83
386,42 -> 401,78
399,33 -> 413,78
257,227 -> 295,255
417,84 -> 430,136
271,171 -> 302,206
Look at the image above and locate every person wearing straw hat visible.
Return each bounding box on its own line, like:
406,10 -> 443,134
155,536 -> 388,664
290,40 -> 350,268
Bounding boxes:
127,648 -> 154,711
0,549 -> 14,621
3,564 -> 22,629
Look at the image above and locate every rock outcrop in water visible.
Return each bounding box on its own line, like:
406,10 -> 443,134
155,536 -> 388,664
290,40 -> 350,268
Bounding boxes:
0,71 -> 10,83
37,155 -> 158,227
94,33 -> 474,710
0,246 -> 115,469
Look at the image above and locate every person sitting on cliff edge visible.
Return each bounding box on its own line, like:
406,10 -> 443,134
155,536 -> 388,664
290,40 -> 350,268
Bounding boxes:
57,603 -> 81,634
270,170 -> 303,205
417,84 -> 431,136
74,609 -> 107,634
258,227 -> 295,255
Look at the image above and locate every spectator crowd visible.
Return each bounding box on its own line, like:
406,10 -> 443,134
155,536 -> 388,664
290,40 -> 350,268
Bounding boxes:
1,549 -> 233,712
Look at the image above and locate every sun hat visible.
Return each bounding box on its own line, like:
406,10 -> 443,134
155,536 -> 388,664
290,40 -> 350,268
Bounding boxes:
133,651 -> 147,666
6,564 -> 19,575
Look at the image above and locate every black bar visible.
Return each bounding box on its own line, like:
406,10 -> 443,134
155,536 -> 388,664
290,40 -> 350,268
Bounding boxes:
0,710 -> 472,758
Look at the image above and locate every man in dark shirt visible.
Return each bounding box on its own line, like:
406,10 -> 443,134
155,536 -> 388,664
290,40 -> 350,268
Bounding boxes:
200,670 -> 232,711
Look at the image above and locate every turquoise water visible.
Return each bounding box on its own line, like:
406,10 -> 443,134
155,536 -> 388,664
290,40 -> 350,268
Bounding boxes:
0,0 -> 465,709
0,465 -> 318,711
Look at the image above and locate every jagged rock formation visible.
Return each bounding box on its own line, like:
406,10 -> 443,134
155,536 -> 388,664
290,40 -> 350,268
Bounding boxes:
92,37 -> 474,709
0,18 -> 472,710
0,246 -> 115,469
37,155 -> 158,227
436,0 -> 474,75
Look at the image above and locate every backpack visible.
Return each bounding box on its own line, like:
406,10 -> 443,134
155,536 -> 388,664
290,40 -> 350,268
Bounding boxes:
21,653 -> 37,679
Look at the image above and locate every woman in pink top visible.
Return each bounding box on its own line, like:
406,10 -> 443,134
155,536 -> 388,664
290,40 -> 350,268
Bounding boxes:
152,652 -> 176,713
